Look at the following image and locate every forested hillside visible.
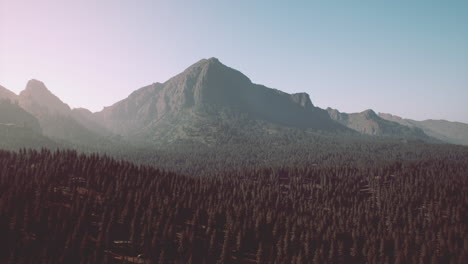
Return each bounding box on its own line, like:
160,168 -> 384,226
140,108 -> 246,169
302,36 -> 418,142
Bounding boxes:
0,100 -> 41,133
0,148 -> 466,263
109,132 -> 468,176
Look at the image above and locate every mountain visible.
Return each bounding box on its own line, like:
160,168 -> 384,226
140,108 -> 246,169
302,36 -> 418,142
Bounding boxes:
0,85 -> 18,101
71,108 -> 111,136
17,79 -> 109,145
326,108 -> 431,140
5,58 -> 462,148
0,99 -> 42,133
379,113 -> 468,145
95,58 -> 346,144
18,79 -> 71,116
0,99 -> 59,150
0,124 -> 59,150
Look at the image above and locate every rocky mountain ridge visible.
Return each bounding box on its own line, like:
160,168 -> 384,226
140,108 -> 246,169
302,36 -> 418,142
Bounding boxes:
326,108 -> 430,140
379,113 -> 468,145
1,58 -> 467,146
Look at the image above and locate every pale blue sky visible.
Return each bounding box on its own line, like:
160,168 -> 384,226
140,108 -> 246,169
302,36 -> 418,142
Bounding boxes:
1,0 -> 467,122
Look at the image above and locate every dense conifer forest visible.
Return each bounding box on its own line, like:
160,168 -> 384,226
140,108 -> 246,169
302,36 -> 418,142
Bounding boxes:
0,145 -> 467,263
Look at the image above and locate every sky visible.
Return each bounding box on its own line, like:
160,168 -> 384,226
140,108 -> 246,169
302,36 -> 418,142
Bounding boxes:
1,0 -> 467,122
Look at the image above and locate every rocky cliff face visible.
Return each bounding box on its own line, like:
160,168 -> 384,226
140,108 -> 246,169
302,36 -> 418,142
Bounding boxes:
19,79 -> 72,117
96,58 -> 344,139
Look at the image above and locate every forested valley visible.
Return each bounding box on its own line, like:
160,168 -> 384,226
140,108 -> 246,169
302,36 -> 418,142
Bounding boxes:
1,58 -> 467,264
0,143 -> 467,263
2,1 -> 467,263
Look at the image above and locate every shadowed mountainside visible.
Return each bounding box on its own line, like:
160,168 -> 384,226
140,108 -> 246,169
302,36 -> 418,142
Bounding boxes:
16,80 -> 110,145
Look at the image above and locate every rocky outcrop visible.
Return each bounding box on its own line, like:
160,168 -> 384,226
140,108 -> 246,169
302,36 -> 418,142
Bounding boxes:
96,58 -> 345,138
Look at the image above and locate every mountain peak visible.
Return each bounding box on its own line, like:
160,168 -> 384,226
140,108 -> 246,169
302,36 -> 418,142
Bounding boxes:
25,79 -> 49,92
206,57 -> 220,63
97,57 -> 343,137
186,57 -> 223,71
161,57 -> 252,108
361,109 -> 378,119
19,80 -> 71,115
326,107 -> 346,121
290,92 -> 314,108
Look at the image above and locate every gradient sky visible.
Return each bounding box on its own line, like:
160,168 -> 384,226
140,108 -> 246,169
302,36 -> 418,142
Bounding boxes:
1,0 -> 467,122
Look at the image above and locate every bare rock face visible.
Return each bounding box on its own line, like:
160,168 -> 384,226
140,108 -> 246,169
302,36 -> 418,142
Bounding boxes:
290,93 -> 313,108
96,58 -> 343,138
19,79 -> 72,117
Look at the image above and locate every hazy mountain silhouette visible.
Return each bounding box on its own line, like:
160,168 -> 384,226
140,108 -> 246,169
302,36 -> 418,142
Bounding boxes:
0,98 -> 58,150
326,108 -> 431,140
18,79 -> 71,116
0,85 -> 18,102
0,99 -> 42,134
0,84 -> 42,134
95,58 -> 346,144
0,123 -> 58,150
17,80 -> 108,145
379,113 -> 468,145
70,108 -> 111,136
2,58 -> 466,147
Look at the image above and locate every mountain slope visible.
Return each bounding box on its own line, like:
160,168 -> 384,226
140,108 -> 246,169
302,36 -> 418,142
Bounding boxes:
0,99 -> 42,134
0,99 -> 58,150
71,108 -> 111,136
17,80 -> 109,145
0,125 -> 59,150
95,58 -> 346,144
18,79 -> 71,116
379,113 -> 468,145
327,108 -> 431,140
0,85 -> 18,101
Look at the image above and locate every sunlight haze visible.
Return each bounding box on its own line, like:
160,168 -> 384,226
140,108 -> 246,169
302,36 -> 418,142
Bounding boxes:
1,0 -> 467,122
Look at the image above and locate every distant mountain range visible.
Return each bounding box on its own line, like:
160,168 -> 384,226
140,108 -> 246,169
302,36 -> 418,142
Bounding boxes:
15,79 -> 109,145
326,108 -> 432,141
1,58 -> 467,147
379,113 -> 468,145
